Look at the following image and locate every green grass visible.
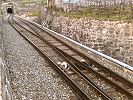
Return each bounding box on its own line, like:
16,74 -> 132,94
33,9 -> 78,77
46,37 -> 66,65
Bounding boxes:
28,11 -> 41,16
21,0 -> 45,4
53,4 -> 133,22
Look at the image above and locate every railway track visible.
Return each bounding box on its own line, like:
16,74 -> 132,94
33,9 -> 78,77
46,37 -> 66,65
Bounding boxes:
8,15 -> 133,100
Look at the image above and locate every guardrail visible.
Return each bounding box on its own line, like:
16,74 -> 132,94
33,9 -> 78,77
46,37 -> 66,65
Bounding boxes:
18,16 -> 133,74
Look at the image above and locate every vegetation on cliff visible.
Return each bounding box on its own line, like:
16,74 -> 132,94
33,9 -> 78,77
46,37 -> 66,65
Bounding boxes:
48,1 -> 133,22
21,0 -> 45,4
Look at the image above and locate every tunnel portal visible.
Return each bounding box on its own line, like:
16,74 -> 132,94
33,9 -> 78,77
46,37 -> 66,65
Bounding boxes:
7,8 -> 13,14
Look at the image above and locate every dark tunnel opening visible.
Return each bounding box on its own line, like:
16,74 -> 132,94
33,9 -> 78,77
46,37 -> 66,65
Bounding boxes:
7,8 -> 13,14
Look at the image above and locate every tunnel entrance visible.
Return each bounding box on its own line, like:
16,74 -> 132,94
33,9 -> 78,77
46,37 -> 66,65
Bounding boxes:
7,8 -> 13,14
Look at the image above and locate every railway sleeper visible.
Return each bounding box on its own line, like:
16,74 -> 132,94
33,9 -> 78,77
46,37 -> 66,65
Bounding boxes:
104,88 -> 116,93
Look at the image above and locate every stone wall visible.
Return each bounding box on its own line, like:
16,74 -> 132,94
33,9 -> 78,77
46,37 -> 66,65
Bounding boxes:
0,13 -> 13,99
42,13 -> 133,66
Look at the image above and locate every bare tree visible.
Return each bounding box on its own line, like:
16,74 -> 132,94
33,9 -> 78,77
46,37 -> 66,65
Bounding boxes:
118,0 -> 123,21
98,0 -> 102,18
129,0 -> 133,20
113,0 -> 116,6
106,1 -> 110,19
129,0 -> 133,34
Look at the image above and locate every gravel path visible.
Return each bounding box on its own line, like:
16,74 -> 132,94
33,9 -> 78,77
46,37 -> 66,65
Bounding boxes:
3,17 -> 76,100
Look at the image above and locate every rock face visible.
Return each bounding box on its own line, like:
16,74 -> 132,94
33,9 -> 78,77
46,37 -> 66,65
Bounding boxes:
42,14 -> 133,66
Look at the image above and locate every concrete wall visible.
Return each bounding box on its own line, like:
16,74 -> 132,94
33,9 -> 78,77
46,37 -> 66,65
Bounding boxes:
42,14 -> 133,66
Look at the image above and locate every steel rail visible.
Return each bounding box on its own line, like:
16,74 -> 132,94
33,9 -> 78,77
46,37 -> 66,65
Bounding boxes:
17,16 -> 133,87
18,16 -> 133,87
8,15 -> 91,100
12,15 -> 133,99
12,15 -> 113,100
18,16 -> 133,100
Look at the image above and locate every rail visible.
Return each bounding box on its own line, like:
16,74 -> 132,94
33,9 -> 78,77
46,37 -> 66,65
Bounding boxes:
18,16 -> 133,72
10,15 -> 133,97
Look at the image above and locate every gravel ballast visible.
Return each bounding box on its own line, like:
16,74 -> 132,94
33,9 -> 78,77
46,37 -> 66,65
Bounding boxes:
3,17 -> 75,100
